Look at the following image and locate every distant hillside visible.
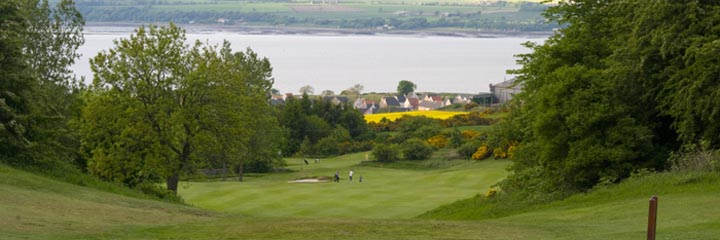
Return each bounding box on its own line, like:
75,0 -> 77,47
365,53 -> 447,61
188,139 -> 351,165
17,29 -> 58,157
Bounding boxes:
76,0 -> 556,33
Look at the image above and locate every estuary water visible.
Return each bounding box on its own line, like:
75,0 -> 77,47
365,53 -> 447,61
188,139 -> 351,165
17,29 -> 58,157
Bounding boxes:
76,29 -> 545,93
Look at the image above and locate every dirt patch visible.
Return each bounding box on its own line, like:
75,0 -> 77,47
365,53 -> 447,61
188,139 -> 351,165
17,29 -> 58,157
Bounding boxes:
290,5 -> 363,13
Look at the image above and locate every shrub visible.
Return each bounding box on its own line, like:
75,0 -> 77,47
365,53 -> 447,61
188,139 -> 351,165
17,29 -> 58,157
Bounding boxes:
426,134 -> 448,149
458,142 -> 480,159
464,102 -> 479,110
372,144 -> 400,162
472,145 -> 491,160
441,111 -> 493,127
507,143 -> 518,158
396,116 -> 442,140
668,141 -> 720,172
314,137 -> 339,155
135,182 -> 184,203
401,138 -> 434,160
461,130 -> 482,140
485,188 -> 498,198
492,147 -> 507,159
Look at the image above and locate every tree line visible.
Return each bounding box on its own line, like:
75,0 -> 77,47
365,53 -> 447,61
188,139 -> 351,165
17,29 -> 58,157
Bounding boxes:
496,0 -> 720,202
277,92 -> 372,157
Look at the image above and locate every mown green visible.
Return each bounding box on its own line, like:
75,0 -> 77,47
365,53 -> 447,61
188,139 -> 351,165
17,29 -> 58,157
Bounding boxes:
178,152 -> 508,218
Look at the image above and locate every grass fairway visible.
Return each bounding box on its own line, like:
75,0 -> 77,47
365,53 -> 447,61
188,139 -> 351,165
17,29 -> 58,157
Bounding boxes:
4,155 -> 720,239
178,152 -> 509,218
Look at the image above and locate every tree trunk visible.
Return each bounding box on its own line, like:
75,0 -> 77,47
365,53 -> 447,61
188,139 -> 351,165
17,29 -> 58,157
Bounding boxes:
237,161 -> 244,182
170,134 -> 192,192
166,172 -> 179,192
222,161 -> 227,181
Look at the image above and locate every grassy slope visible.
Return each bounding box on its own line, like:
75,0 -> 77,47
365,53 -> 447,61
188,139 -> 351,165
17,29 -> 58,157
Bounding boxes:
421,172 -> 720,238
3,157 -> 719,239
0,163 -> 215,240
178,152 -> 509,219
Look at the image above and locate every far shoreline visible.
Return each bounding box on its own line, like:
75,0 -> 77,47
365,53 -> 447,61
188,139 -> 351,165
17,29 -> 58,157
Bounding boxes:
85,22 -> 553,39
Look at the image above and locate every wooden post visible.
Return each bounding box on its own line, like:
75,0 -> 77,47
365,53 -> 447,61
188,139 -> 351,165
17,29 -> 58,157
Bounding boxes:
647,195 -> 658,240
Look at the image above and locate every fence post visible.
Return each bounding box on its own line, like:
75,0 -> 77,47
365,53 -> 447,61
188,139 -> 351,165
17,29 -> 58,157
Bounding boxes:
647,195 -> 658,240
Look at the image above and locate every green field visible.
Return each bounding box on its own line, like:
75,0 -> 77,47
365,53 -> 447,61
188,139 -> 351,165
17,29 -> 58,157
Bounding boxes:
3,154 -> 720,239
78,0 -> 554,32
178,152 -> 508,218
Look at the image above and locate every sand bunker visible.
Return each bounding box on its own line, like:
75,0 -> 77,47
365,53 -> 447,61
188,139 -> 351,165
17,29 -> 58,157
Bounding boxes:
288,177 -> 330,183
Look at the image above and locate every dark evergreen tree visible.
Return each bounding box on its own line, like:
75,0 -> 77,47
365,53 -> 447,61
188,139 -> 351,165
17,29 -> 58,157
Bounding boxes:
0,0 -> 32,161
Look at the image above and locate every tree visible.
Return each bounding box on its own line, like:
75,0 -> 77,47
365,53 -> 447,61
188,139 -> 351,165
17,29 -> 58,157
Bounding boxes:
502,1 -> 654,194
23,0 -> 84,87
279,97 -> 306,155
321,90 -> 335,96
299,85 -> 314,95
22,0 -> 85,167
496,1 -> 720,197
396,80 -> 416,96
1,0 -> 86,167
84,24 -> 276,191
0,0 -> 33,161
339,107 -> 369,140
341,84 -> 364,99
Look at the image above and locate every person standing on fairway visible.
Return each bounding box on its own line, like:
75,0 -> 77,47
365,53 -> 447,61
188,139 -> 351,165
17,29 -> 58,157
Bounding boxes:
349,169 -> 354,182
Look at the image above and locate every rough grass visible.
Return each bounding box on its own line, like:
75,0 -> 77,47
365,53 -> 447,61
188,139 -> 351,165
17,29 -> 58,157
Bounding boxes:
0,163 -> 214,240
420,172 -> 720,238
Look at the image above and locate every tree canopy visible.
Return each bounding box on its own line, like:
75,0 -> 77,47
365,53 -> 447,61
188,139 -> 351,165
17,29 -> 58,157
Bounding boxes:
396,80 -> 416,96
1,0 -> 85,167
83,23 -> 278,191
500,0 -> 720,198
0,0 -> 32,160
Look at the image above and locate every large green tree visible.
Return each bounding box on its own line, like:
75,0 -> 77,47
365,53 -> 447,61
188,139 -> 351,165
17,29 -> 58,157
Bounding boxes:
497,1 -> 720,197
83,24 -> 276,191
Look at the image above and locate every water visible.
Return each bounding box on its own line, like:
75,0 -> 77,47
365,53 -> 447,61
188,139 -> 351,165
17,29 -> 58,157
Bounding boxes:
75,30 -> 545,94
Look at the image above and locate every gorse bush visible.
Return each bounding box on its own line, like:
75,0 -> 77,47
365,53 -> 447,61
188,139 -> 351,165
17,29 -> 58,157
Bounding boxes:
426,135 -> 448,149
461,130 -> 482,140
472,145 -> 490,160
